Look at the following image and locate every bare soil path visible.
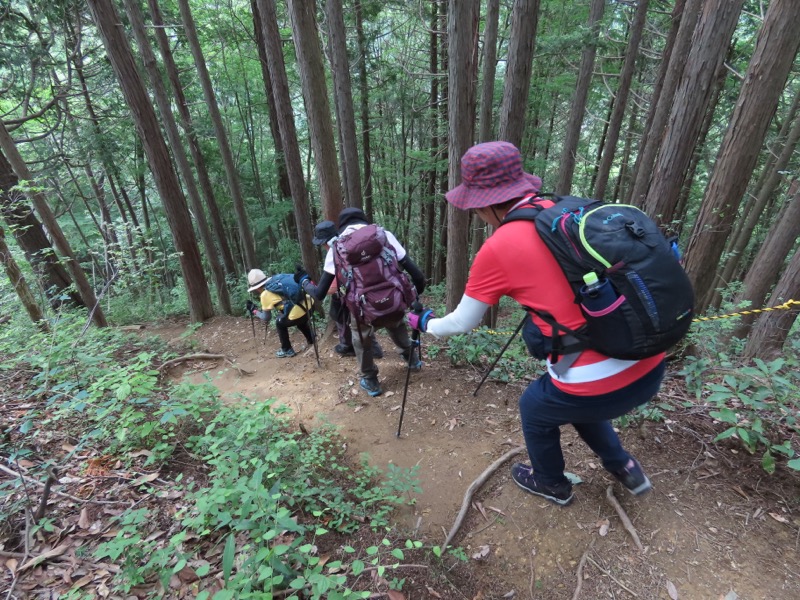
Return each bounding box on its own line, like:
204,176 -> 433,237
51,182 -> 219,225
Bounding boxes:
151,316 -> 800,600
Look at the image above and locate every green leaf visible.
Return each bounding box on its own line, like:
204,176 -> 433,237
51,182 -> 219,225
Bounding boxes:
762,451 -> 776,474
196,563 -> 211,577
351,560 -> 365,575
222,533 -> 235,583
391,548 -> 404,560
787,458 -> 800,471
713,427 -> 738,442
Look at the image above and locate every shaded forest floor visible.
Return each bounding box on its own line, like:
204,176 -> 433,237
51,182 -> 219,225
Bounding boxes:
145,315 -> 800,600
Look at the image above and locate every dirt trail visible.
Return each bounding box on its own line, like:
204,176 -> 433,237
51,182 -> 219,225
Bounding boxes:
151,316 -> 800,599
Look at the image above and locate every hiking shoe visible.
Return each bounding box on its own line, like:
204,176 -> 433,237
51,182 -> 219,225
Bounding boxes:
359,377 -> 383,397
276,348 -> 297,358
511,463 -> 574,506
401,349 -> 423,372
373,341 -> 384,359
610,458 -> 652,496
334,344 -> 355,356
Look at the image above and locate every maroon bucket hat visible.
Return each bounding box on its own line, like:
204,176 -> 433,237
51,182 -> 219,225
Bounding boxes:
445,141 -> 542,209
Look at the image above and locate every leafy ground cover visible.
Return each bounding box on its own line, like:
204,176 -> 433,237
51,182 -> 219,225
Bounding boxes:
2,308 -> 800,599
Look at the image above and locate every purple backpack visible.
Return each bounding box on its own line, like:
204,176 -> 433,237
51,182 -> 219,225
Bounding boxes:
333,224 -> 416,326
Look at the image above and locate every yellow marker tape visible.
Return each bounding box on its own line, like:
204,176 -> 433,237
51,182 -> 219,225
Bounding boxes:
471,299 -> 800,335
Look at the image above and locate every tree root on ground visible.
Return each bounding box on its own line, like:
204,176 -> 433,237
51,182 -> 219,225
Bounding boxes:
605,485 -> 644,551
158,353 -> 253,376
571,537 -> 595,600
442,445 -> 525,550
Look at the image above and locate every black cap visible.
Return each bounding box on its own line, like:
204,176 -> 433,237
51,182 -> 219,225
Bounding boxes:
338,207 -> 369,231
312,220 -> 338,246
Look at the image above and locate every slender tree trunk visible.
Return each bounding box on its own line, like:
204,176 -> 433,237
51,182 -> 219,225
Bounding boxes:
0,149 -> 82,307
478,0 -> 500,143
148,0 -> 237,278
0,226 -> 48,331
643,0 -> 744,223
499,0 -> 539,148
287,0 -> 344,220
255,0 -> 318,276
0,122 -> 107,326
250,0 -> 292,204
326,0 -> 362,210
354,0 -> 374,220
556,0 -> 605,195
424,0 -> 440,280
176,0 -> 257,270
125,0 -> 232,315
627,0 -> 696,207
87,0 -> 213,322
445,0 -> 479,311
593,0 -> 649,201
684,0 -> 800,310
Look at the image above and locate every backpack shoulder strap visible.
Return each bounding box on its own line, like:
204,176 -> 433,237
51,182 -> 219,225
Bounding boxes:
499,194 -> 559,227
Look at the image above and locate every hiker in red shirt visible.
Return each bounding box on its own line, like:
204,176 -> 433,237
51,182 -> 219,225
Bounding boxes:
408,141 -> 665,506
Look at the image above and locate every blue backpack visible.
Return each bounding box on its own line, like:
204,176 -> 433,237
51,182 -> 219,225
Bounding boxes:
265,274 -> 305,306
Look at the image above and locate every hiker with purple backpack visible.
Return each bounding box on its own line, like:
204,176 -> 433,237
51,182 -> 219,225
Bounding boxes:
297,208 -> 427,397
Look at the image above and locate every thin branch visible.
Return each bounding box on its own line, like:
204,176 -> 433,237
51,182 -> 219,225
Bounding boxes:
158,353 -> 254,376
605,485 -> 644,552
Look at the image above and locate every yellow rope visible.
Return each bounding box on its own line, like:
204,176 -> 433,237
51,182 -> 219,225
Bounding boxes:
471,299 -> 800,336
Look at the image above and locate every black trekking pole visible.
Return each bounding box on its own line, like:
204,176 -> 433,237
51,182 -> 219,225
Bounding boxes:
304,296 -> 321,367
397,302 -> 423,437
473,315 -> 526,397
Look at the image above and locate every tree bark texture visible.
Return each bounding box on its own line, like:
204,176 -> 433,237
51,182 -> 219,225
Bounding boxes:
446,0 -> 479,311
556,0 -> 605,196
643,0 -> 744,223
627,0 -> 696,207
743,245 -> 800,360
499,0 -> 540,148
478,0 -> 500,143
0,122 -> 107,326
125,0 -> 232,315
255,0 -> 318,277
287,0 -> 344,221
175,0 -> 257,271
354,0 -> 374,220
87,0 -> 213,322
592,0 -> 649,201
0,226 -> 48,331
0,149 -> 82,307
684,0 -> 800,310
325,0 -> 362,210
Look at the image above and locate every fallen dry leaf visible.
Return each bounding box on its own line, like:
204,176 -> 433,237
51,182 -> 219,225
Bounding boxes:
4,558 -> 18,576
666,579 -> 678,599
387,590 -> 405,600
389,405 -> 401,412
472,545 -> 490,560
426,586 -> 443,598
769,512 -> 789,524
78,508 -> 91,530
598,519 -> 610,537
130,472 -> 159,487
19,544 -> 70,572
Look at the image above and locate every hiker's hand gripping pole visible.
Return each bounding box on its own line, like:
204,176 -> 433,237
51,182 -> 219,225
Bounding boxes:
473,314 -> 526,397
397,301 -> 423,437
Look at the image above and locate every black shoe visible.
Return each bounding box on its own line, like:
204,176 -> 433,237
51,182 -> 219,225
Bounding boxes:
372,341 -> 384,359
334,344 -> 355,356
511,463 -> 574,506
401,349 -> 423,371
610,458 -> 652,496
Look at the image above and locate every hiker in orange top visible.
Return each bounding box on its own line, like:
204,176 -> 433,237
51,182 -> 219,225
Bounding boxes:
407,142 -> 665,506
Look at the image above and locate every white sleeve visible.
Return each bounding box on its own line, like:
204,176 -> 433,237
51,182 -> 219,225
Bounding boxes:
323,247 -> 335,274
383,230 -> 407,261
425,295 -> 490,338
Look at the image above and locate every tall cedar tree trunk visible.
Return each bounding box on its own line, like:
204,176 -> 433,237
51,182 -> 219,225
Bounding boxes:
684,0 -> 800,310
125,0 -> 232,316
720,98 -> 800,291
254,0 -> 318,276
287,0 -> 344,221
86,0 -> 213,322
592,0 -> 649,201
326,0 -> 362,210
556,0 -> 605,196
250,0 -> 293,204
643,0 -> 744,224
499,0 -> 539,149
0,122 -> 107,326
150,0 -> 237,278
423,0 -> 440,280
476,0 -> 500,327
354,1 -> 374,220
175,0 -> 257,271
445,0 -> 478,311
0,149 -> 82,306
732,186 -> 800,339
0,226 -> 48,331
743,245 -> 800,360
627,0 -> 696,207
